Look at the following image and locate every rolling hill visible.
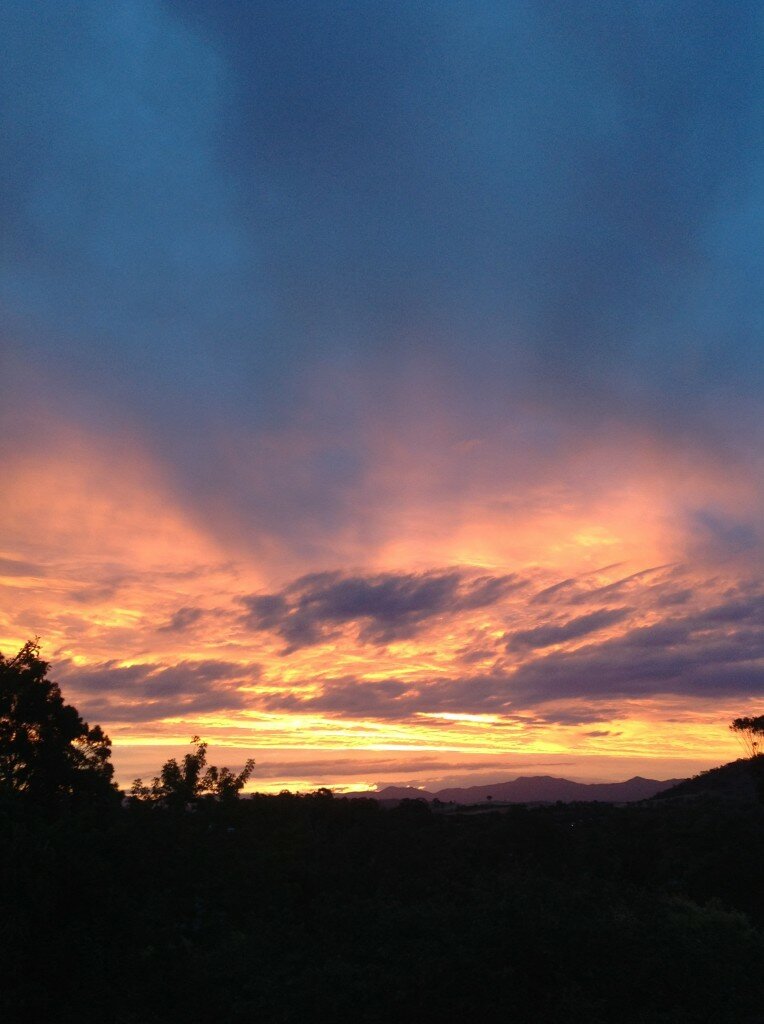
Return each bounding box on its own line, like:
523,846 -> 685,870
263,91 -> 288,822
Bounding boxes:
369,774 -> 684,804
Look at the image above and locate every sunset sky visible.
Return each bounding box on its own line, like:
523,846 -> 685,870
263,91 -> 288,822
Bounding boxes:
2,1 -> 763,793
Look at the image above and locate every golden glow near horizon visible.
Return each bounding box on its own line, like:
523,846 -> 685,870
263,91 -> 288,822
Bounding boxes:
3,0 -> 762,808
1,420 -> 758,791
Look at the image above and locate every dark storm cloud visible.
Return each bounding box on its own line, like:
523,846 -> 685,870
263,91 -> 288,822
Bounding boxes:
2,0 -> 762,556
240,569 -> 521,651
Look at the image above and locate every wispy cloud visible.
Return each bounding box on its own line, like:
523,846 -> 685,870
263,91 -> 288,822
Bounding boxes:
507,607 -> 632,651
56,659 -> 260,724
240,569 -> 523,651
1,1 -> 762,787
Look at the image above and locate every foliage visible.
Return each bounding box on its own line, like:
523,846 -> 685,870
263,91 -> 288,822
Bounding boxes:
3,647 -> 764,1021
730,714 -> 764,758
2,794 -> 764,1023
130,736 -> 255,806
0,640 -> 117,806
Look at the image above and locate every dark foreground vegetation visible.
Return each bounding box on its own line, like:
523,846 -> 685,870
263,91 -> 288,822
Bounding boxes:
3,645 -> 764,1023
4,792 -> 764,1024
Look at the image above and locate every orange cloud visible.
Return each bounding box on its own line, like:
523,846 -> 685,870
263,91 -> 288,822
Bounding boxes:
2,409 -> 761,792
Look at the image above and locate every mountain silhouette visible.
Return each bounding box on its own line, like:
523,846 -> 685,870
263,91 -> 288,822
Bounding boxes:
370,774 -> 684,804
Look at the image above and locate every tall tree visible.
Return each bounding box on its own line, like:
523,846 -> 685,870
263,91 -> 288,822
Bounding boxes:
730,715 -> 764,759
0,641 -> 117,804
131,736 -> 255,806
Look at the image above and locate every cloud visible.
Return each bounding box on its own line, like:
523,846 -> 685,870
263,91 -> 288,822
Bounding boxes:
2,0 -> 762,572
0,556 -> 48,578
574,565 -> 675,603
531,578 -> 576,604
259,671 -> 522,721
507,607 -> 631,650
700,594 -> 764,625
158,606 -> 205,633
240,568 -> 522,651
34,566 -> 763,734
261,678 -> 412,718
457,646 -> 500,665
55,658 -> 259,723
250,756 -> 518,780
254,584 -> 764,719
510,603 -> 764,705
689,509 -> 759,561
1,2 -> 762,774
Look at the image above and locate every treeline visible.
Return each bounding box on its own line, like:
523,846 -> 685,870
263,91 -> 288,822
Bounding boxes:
3,643 -> 764,1022
2,792 -> 764,1023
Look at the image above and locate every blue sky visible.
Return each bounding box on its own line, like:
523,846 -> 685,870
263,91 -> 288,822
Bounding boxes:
2,2 -> 763,787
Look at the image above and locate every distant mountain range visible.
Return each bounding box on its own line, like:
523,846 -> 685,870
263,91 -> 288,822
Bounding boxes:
368,774 -> 686,804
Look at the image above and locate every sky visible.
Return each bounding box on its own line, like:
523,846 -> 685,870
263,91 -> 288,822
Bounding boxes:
2,0 -> 763,793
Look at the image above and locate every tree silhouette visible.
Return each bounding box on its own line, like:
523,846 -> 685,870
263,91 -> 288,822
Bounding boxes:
131,736 -> 255,806
730,715 -> 764,759
0,640 -> 117,804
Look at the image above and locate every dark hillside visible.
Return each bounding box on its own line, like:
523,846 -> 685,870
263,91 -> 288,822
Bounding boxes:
654,756 -> 764,802
2,791 -> 764,1024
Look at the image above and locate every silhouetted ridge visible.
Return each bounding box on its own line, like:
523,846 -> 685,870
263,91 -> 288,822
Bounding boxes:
371,785 -> 436,801
372,774 -> 683,804
654,756 -> 764,802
